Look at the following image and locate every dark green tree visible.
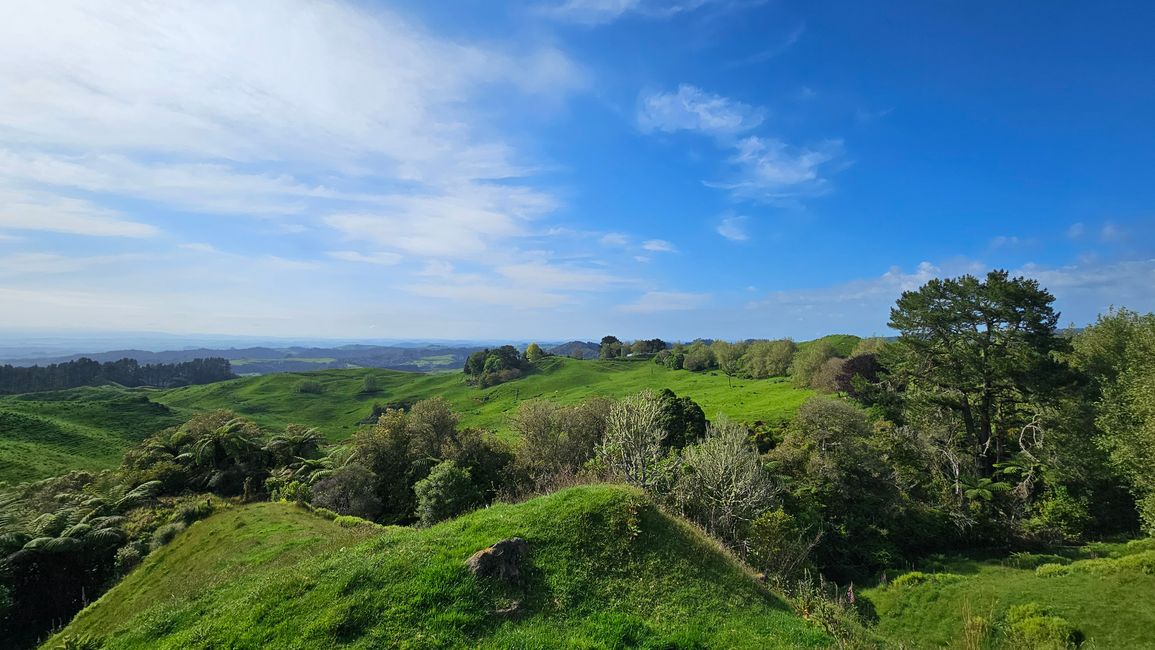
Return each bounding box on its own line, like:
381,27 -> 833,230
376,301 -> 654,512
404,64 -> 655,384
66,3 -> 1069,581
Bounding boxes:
888,270 -> 1063,475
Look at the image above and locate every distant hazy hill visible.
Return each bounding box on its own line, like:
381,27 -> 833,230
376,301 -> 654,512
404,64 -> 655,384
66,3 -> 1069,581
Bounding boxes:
547,340 -> 600,358
0,344 -> 488,374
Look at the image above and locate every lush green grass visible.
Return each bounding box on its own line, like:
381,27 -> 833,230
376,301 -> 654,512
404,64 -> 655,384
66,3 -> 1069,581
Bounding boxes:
50,485 -> 831,649
0,388 -> 185,484
862,539 -> 1155,648
155,356 -> 814,442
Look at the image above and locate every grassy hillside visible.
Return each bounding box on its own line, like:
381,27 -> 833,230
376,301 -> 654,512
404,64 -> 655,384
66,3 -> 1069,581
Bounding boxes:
0,388 -> 184,484
155,356 -> 814,442
796,334 -> 862,357
863,540 -> 1155,648
50,485 -> 831,649
0,358 -> 812,484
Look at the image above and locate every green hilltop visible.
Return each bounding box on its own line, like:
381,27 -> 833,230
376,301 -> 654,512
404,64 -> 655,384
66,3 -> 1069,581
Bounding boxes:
1,356 -> 812,484
49,485 -> 832,649
862,541 -> 1155,648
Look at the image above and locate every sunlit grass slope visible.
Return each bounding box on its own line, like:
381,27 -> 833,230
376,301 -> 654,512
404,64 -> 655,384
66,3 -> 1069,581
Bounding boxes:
155,356 -> 814,441
51,485 -> 831,649
0,387 -> 184,484
862,539 -> 1155,649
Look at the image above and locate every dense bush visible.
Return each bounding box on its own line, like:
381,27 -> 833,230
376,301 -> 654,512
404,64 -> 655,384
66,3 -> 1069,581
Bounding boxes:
296,380 -> 324,394
151,522 -> 187,550
309,464 -> 382,521
413,461 -> 481,527
1004,603 -> 1081,649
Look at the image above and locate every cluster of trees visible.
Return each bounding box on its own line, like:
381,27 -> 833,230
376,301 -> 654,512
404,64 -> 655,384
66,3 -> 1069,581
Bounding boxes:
462,345 -> 533,387
0,357 -> 235,394
597,336 -> 667,359
653,336 -> 884,393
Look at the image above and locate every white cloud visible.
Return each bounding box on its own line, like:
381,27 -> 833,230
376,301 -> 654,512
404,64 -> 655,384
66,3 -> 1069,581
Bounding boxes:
708,136 -> 843,204
619,291 -> 710,313
0,0 -> 586,271
1067,222 -> 1085,239
497,262 -> 631,291
0,188 -> 159,238
641,239 -> 677,253
326,251 -> 404,266
600,232 -> 630,247
717,215 -> 749,241
1100,222 -> 1125,242
638,85 -> 764,135
990,235 -> 1022,248
544,0 -> 730,25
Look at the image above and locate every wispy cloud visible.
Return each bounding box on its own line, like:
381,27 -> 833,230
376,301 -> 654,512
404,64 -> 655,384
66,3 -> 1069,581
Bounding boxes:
1100,222 -> 1125,242
707,137 -> 843,204
543,0 -> 749,25
642,239 -> 677,252
0,188 -> 159,238
716,215 -> 749,241
727,23 -> 805,67
1067,222 -> 1086,239
638,85 -> 764,135
990,235 -> 1024,248
619,291 -> 711,313
638,83 -> 843,206
327,251 -> 404,266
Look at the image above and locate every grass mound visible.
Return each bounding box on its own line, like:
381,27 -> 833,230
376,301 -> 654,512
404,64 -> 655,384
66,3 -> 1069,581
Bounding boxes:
49,485 -> 829,649
863,540 -> 1155,648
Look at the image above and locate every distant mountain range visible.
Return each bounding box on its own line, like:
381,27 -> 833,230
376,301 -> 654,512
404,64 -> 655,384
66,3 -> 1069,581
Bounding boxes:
0,344 -> 492,375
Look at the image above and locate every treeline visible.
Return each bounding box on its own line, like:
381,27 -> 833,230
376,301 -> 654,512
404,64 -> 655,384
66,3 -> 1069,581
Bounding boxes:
462,344 -> 542,388
0,357 -> 235,394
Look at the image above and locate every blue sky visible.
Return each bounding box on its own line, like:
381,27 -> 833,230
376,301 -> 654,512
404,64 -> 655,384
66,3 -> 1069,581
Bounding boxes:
0,0 -> 1152,341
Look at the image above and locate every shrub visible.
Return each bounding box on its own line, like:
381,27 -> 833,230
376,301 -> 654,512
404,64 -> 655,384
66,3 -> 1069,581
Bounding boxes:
1024,487 -> 1092,544
114,542 -> 146,575
673,418 -> 777,545
360,374 -> 379,394
333,515 -> 381,529
1116,549 -> 1155,574
170,499 -> 215,526
890,571 -> 965,589
1004,603 -> 1081,649
151,522 -> 187,550
748,508 -> 818,582
311,507 -> 339,521
269,480 -> 311,504
1034,563 -> 1071,578
297,380 -> 324,394
309,463 -> 382,521
1006,552 -> 1071,570
413,460 -> 481,527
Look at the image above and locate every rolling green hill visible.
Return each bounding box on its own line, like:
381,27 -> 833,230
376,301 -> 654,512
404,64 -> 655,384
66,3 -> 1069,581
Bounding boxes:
49,485 -> 832,649
862,540 -> 1155,648
0,357 -> 812,484
0,388 -> 184,485
154,356 -> 813,441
